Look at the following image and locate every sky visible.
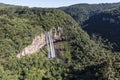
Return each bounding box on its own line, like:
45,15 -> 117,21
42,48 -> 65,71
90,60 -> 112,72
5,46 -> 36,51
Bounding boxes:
0,0 -> 120,8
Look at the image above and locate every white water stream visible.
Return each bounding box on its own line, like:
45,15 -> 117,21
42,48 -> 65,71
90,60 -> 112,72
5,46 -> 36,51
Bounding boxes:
45,32 -> 55,58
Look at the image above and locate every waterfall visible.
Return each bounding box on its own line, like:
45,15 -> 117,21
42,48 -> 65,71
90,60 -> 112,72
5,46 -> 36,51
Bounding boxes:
45,32 -> 51,58
50,32 -> 55,58
45,31 -> 55,58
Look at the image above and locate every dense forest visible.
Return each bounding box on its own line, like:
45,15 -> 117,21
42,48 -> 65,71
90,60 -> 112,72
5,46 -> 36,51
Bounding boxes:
60,2 -> 120,52
60,2 -> 120,26
0,3 -> 120,80
82,7 -> 120,52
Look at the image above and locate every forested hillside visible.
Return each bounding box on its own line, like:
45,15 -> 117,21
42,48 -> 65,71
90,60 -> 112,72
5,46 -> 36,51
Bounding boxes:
0,4 -> 120,80
0,3 -> 15,8
60,2 -> 120,52
82,7 -> 120,51
60,2 -> 120,26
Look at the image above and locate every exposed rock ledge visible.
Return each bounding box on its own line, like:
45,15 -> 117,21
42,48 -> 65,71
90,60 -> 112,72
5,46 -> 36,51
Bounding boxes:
17,27 -> 63,58
17,33 -> 46,58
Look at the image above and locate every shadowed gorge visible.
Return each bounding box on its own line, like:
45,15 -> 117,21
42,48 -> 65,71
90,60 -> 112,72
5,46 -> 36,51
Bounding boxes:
83,8 -> 120,51
60,3 -> 120,52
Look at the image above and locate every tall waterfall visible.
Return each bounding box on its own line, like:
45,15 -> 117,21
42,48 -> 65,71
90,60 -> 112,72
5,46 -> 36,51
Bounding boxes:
45,32 -> 55,58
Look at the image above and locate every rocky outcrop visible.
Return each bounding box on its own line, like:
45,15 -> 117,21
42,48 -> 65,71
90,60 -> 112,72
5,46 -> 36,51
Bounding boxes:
17,27 -> 63,58
17,33 -> 46,58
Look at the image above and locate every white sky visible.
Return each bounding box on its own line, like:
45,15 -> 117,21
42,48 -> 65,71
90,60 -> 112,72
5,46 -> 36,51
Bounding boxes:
0,0 -> 119,8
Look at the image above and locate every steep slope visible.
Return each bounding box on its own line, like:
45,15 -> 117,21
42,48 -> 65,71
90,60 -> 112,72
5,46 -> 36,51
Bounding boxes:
60,2 -> 120,52
83,7 -> 120,51
0,7 -> 119,80
60,2 -> 120,26
0,7 -> 78,61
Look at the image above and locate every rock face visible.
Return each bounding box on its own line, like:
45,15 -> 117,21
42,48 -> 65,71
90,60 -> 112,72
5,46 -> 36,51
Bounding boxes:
17,28 -> 63,58
17,33 -> 46,58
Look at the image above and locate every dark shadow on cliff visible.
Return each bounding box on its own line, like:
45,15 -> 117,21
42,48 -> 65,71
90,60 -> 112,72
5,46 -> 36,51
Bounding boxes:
63,62 -> 107,80
82,12 -> 120,52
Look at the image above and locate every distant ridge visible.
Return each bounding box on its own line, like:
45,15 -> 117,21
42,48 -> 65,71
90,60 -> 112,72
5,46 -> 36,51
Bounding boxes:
0,3 -> 15,8
60,2 -> 120,52
0,3 -> 28,8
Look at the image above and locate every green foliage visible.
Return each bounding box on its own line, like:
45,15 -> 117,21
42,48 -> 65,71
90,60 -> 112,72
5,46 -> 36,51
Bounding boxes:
60,3 -> 120,26
0,3 -> 15,9
61,3 -> 120,52
0,6 -> 119,80
82,7 -> 120,51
